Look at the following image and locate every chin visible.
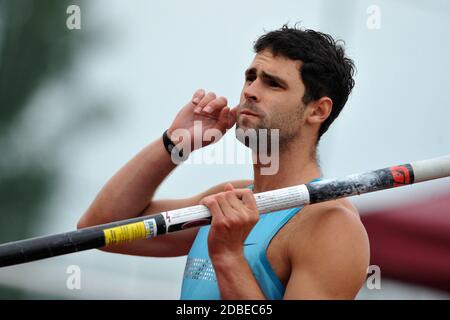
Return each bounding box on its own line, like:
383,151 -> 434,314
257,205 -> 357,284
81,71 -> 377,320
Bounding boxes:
237,117 -> 259,130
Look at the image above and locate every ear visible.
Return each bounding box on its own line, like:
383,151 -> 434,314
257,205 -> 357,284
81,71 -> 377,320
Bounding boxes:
305,97 -> 333,125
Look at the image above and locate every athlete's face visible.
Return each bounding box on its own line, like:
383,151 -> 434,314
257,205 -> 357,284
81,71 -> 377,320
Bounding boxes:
236,50 -> 307,145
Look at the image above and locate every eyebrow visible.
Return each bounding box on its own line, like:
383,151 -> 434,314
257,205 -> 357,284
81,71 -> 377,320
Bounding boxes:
245,67 -> 289,88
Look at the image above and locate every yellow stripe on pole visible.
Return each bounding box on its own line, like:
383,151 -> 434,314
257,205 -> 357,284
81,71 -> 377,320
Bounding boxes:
103,221 -> 148,246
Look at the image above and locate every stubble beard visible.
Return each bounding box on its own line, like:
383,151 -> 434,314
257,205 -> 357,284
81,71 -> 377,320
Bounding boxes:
235,105 -> 304,154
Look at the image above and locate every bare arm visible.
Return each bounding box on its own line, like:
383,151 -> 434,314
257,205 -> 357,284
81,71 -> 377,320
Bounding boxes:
95,179 -> 252,257
77,137 -> 177,228
283,206 -> 370,299
77,89 -> 240,257
200,184 -> 266,299
211,253 -> 266,299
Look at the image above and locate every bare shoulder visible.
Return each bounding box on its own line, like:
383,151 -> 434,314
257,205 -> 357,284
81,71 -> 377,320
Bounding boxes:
289,198 -> 369,258
283,199 -> 370,299
291,198 -> 362,231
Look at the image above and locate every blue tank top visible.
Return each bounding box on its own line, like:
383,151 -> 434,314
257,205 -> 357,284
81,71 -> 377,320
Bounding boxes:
180,180 -> 319,300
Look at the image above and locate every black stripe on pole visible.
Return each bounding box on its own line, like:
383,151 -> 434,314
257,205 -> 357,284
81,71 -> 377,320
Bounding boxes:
0,212 -> 168,268
154,213 -> 167,236
306,164 -> 414,204
0,228 -> 105,268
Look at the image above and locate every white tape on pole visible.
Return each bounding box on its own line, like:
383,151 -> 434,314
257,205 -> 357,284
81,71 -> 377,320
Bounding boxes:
164,184 -> 310,231
254,184 -> 310,212
411,155 -> 450,183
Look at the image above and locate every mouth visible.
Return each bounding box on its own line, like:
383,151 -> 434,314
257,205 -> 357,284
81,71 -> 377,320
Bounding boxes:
240,109 -> 259,118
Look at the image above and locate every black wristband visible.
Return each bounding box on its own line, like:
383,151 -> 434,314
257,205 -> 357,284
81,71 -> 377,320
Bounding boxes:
162,130 -> 184,159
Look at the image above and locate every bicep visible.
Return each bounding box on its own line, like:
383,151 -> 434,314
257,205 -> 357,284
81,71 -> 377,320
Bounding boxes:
283,208 -> 370,300
283,262 -> 358,299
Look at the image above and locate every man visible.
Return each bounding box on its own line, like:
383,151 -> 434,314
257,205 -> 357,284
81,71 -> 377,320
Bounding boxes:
78,25 -> 370,299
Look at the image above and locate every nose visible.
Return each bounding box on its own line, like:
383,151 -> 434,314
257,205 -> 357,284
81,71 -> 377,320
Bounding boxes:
243,79 -> 261,103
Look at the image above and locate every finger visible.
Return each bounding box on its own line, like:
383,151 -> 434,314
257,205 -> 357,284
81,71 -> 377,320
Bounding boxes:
213,107 -> 231,132
194,92 -> 216,113
236,189 -> 259,224
223,191 -> 258,226
216,193 -> 236,218
202,96 -> 228,114
224,191 -> 246,212
233,189 -> 258,211
201,197 -> 225,224
228,105 -> 238,128
192,89 -> 205,105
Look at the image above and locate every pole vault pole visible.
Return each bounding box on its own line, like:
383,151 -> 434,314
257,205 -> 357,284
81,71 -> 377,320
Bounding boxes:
0,155 -> 449,268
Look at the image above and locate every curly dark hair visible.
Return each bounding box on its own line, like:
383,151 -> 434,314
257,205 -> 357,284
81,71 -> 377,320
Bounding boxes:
254,25 -> 356,142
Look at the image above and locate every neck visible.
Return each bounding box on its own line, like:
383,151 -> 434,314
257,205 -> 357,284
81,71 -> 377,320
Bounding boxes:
251,138 -> 321,193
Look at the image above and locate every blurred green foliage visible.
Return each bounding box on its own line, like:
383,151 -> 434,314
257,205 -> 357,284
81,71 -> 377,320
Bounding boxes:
0,0 -> 84,298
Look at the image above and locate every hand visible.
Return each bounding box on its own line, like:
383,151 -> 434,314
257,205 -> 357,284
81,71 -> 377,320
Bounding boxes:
200,184 -> 259,262
167,89 -> 237,152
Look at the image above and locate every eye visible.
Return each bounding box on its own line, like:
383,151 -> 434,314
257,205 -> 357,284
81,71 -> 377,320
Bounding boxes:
268,79 -> 280,88
245,75 -> 256,82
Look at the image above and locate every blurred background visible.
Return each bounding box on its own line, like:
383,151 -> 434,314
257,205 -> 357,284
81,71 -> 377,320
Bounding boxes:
0,0 -> 449,299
